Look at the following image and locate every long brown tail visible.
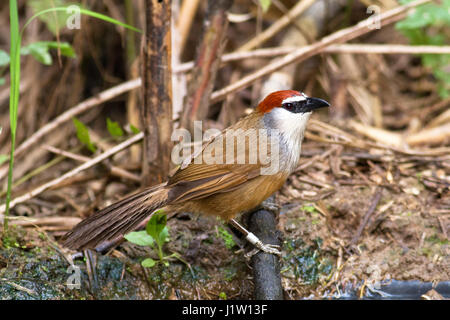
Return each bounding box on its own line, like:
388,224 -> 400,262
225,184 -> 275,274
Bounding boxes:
63,183 -> 169,250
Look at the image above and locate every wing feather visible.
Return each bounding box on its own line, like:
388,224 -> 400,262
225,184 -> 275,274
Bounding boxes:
168,113 -> 268,203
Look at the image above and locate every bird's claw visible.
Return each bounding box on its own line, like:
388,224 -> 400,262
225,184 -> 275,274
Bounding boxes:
259,202 -> 280,213
245,243 -> 282,259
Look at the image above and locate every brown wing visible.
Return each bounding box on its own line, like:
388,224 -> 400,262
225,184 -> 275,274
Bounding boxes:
167,113 -> 266,202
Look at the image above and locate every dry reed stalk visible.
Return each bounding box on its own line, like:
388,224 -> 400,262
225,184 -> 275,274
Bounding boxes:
210,0 -> 432,104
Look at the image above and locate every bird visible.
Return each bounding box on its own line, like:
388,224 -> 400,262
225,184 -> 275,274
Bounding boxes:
63,90 -> 329,253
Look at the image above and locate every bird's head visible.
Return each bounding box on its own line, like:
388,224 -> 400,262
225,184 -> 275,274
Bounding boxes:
250,90 -> 330,173
257,90 -> 329,135
257,90 -> 330,115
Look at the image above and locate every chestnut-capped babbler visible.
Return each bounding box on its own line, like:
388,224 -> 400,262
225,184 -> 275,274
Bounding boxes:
63,90 -> 330,254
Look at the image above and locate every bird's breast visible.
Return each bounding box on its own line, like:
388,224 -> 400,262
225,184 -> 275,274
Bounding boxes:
263,109 -> 311,174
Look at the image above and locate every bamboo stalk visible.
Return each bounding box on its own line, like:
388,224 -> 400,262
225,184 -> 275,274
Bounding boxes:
140,0 -> 173,186
177,0 -> 202,55
179,0 -> 232,133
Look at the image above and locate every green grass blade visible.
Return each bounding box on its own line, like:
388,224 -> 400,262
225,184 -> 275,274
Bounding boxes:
23,6 -> 142,35
2,3 -> 141,233
4,0 -> 21,233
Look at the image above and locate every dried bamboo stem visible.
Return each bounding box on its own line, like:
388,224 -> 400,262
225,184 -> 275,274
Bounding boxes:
308,119 -> 450,157
4,42 -> 443,181
44,145 -> 141,182
177,0 -> 201,55
6,216 -> 82,228
140,0 -> 173,185
180,0 -> 232,132
237,0 -> 316,52
210,0 -> 432,104
0,78 -> 142,181
176,44 -> 450,73
323,44 -> 450,54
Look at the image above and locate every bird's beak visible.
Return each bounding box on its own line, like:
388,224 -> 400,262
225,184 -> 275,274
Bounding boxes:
305,97 -> 330,112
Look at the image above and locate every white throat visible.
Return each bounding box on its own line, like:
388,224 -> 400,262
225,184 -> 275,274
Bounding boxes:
263,108 -> 311,173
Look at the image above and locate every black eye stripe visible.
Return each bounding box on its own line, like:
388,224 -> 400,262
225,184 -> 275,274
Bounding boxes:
282,100 -> 306,112
281,96 -> 330,113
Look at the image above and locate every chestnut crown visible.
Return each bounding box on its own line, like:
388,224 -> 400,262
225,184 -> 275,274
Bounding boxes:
257,90 -> 330,114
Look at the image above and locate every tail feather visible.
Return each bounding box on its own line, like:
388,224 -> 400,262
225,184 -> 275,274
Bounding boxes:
63,184 -> 169,250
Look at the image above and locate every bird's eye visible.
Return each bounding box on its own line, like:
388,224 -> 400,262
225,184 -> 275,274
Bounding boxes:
285,103 -> 293,109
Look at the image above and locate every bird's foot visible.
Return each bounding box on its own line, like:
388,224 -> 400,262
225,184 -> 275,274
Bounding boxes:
245,243 -> 281,259
245,232 -> 282,258
257,243 -> 282,255
259,199 -> 280,214
228,218 -> 282,257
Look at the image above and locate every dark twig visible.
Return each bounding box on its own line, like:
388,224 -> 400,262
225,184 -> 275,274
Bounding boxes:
348,187 -> 383,251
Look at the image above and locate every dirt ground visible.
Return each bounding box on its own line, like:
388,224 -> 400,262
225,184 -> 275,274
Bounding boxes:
1,135 -> 448,300
0,0 -> 449,300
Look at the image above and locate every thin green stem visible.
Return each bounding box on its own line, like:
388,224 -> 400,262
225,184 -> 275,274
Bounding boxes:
4,0 -> 21,234
157,242 -> 164,262
125,0 -> 136,65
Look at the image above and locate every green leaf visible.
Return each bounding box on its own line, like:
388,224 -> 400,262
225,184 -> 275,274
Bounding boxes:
46,41 -> 76,58
396,2 -> 450,29
107,118 -> 124,138
158,226 -> 170,244
301,205 -> 316,213
141,258 -> 156,268
0,154 -> 7,166
395,0 -> 450,98
219,292 -> 227,300
28,0 -> 72,35
129,124 -> 140,134
0,78 -> 5,86
0,50 -> 10,67
146,213 -> 167,242
21,42 -> 52,65
218,227 -> 235,250
21,41 -> 76,65
72,117 -> 96,152
124,231 -> 154,247
259,0 -> 271,12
